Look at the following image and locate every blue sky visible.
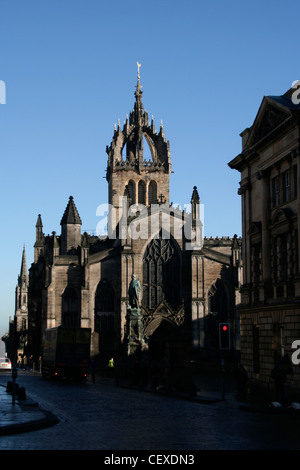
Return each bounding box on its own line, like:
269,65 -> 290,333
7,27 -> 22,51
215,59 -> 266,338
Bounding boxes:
0,0 -> 298,336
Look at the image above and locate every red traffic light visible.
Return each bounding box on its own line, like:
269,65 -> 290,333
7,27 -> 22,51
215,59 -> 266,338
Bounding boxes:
219,323 -> 230,349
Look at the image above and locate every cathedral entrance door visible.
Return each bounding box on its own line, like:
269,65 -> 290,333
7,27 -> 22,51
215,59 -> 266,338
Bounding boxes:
148,322 -> 174,363
147,320 -> 190,392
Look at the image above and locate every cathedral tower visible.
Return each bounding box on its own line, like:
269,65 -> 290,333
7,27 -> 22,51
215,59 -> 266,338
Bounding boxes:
106,66 -> 172,229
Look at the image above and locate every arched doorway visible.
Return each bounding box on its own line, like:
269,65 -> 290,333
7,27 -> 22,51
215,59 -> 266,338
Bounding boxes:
148,321 -> 175,362
146,319 -> 190,391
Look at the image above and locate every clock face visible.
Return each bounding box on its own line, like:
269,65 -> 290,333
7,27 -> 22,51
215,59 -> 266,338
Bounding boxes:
21,305 -> 26,311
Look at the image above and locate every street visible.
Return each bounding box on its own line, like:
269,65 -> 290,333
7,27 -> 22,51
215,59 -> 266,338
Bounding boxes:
0,370 -> 299,451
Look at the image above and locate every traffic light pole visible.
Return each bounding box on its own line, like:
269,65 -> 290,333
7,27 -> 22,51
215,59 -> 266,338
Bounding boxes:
218,322 -> 230,399
220,350 -> 225,400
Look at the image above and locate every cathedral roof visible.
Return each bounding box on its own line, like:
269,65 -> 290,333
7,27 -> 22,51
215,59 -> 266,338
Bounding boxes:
60,196 -> 82,225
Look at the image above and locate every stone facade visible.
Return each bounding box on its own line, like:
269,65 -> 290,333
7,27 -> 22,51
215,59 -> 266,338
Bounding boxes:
228,85 -> 300,394
23,73 -> 241,370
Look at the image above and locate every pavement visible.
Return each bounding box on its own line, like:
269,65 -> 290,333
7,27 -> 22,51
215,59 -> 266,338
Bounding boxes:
1,370 -> 300,436
0,383 -> 59,436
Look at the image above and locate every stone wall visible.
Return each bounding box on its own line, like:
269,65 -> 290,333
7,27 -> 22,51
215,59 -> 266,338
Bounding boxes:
240,307 -> 300,393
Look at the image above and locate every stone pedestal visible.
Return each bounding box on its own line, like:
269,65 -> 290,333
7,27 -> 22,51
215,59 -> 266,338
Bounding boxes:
126,308 -> 144,356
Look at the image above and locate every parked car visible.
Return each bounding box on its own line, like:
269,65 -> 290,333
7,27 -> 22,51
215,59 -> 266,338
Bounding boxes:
0,358 -> 12,371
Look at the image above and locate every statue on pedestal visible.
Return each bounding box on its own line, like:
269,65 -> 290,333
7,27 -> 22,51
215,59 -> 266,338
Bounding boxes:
126,274 -> 144,355
128,274 -> 141,309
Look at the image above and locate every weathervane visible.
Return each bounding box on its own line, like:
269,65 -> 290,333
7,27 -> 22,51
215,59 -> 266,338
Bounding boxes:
137,61 -> 141,80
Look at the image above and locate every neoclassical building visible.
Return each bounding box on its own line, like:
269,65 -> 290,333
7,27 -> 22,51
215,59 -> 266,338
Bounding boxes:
25,72 -> 241,369
229,85 -> 300,393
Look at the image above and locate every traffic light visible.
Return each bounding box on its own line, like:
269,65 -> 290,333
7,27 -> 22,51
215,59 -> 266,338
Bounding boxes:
219,323 -> 230,349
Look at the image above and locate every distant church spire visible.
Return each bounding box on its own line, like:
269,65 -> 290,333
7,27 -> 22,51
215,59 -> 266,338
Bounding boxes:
19,245 -> 28,285
15,245 -> 29,349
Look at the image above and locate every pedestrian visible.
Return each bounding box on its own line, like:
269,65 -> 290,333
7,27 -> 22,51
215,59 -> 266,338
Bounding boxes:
271,354 -> 293,406
234,363 -> 248,399
38,356 -> 42,373
108,357 -> 115,377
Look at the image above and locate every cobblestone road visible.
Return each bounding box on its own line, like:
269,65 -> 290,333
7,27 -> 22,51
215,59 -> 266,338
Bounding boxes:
0,372 -> 299,451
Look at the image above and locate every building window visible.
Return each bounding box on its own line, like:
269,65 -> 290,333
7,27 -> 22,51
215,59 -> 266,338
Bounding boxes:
294,229 -> 299,275
62,287 -> 80,328
148,180 -> 157,205
282,170 -> 290,203
143,236 -> 181,310
293,165 -> 297,198
279,234 -> 288,280
272,176 -> 280,207
94,280 -> 114,334
271,237 -> 278,282
271,165 -> 297,208
126,180 -> 135,205
271,234 -> 289,283
138,180 -> 146,205
251,244 -> 261,284
208,279 -> 228,320
253,325 -> 260,374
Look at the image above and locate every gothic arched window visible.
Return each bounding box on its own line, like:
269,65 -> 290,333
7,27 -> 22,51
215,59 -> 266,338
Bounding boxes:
126,180 -> 135,205
94,280 -> 114,334
62,286 -> 80,328
208,279 -> 228,321
142,236 -> 181,310
138,180 -> 146,205
148,180 -> 157,205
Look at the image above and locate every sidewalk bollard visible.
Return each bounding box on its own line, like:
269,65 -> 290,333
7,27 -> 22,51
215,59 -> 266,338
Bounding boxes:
6,381 -> 12,393
12,367 -> 17,405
